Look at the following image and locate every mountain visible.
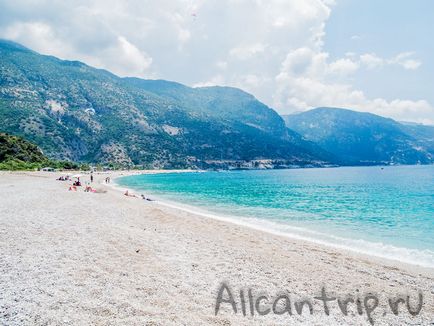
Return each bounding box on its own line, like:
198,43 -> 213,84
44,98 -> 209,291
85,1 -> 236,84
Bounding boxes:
0,132 -> 82,170
0,132 -> 46,163
399,122 -> 434,152
0,132 -> 61,170
282,107 -> 434,165
0,40 -> 332,169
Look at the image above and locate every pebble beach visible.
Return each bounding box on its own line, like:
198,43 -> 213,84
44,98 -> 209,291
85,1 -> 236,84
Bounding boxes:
1,171 -> 433,325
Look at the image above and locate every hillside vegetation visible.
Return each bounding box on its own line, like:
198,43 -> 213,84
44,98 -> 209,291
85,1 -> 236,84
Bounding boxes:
0,40 -> 331,169
0,133 -> 79,170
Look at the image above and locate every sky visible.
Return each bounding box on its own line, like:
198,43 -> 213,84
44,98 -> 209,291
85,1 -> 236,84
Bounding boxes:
0,0 -> 433,124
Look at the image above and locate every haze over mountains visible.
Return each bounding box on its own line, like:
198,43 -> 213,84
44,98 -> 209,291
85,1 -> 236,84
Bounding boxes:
282,108 -> 434,165
1,39 -> 433,168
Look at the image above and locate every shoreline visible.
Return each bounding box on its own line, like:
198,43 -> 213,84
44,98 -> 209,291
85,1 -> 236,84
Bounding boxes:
112,171 -> 434,273
1,170 -> 433,325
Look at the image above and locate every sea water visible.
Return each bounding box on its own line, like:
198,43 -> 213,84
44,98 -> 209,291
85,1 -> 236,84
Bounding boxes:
117,165 -> 434,268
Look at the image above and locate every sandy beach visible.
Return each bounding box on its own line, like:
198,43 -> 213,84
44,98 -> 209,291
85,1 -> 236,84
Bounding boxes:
0,171 -> 433,325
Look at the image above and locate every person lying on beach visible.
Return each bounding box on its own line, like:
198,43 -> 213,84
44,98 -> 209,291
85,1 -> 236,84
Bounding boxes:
124,190 -> 137,197
141,194 -> 154,201
68,185 -> 77,191
84,185 -> 95,193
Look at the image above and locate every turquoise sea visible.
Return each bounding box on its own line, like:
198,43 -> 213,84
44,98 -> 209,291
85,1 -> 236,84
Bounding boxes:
117,165 -> 434,268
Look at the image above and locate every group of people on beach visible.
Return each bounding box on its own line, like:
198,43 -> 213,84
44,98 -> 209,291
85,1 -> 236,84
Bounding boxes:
68,178 -> 86,191
62,174 -> 96,192
58,173 -> 153,201
59,172 -> 115,193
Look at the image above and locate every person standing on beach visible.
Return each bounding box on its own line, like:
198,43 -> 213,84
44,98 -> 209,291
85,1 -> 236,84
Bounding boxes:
90,174 -> 94,183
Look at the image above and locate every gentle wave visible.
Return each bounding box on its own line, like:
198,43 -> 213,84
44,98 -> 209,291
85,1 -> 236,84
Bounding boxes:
154,198 -> 434,269
113,177 -> 434,269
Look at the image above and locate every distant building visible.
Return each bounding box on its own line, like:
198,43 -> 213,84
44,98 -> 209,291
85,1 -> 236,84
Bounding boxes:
41,167 -> 56,172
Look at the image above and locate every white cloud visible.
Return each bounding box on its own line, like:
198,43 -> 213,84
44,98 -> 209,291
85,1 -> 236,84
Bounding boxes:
216,61 -> 227,70
229,43 -> 267,60
388,52 -> 421,70
359,52 -> 422,71
279,47 -> 359,78
102,36 -> 153,77
1,19 -> 153,77
328,58 -> 359,75
0,0 -> 431,123
360,53 -> 384,69
245,74 -> 261,87
3,21 -> 76,59
0,0 -> 331,82
192,74 -> 225,88
274,48 -> 434,124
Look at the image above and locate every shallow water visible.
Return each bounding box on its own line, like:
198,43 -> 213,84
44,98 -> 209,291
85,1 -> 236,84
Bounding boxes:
117,165 -> 434,267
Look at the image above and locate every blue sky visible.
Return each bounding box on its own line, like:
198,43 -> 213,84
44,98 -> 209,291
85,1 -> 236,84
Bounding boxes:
0,0 -> 433,124
324,0 -> 434,106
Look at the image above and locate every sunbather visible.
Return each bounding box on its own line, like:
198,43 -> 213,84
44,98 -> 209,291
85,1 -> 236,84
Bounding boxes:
124,190 -> 137,197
